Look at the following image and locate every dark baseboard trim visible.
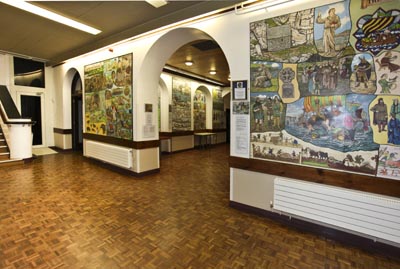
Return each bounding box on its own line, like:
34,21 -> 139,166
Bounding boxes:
229,201 -> 400,262
53,128 -> 72,134
83,133 -> 159,149
229,156 -> 400,198
160,131 -> 194,137
84,156 -> 160,177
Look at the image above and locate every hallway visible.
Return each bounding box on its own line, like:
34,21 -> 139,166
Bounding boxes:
0,145 -> 399,269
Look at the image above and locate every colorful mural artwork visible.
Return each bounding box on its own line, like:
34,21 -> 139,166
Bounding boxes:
249,0 -> 400,180
172,78 -> 192,131
213,88 -> 226,129
84,53 -> 133,140
193,89 -> 206,130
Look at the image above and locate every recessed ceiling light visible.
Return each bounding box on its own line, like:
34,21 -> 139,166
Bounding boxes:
185,60 -> 193,66
209,70 -> 217,75
145,0 -> 168,8
1,0 -> 101,35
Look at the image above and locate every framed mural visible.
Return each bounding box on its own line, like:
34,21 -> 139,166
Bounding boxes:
213,88 -> 226,129
249,0 -> 400,180
172,77 -> 192,131
193,89 -> 206,130
84,53 -> 133,140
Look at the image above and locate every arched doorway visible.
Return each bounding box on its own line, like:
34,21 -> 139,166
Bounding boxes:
71,71 -> 83,151
135,27 -> 232,159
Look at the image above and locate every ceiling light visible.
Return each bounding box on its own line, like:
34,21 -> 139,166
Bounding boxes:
209,70 -> 217,75
1,0 -> 101,35
235,0 -> 294,15
145,0 -> 168,8
185,60 -> 193,66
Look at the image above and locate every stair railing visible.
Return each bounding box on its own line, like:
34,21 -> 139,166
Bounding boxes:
0,85 -> 33,159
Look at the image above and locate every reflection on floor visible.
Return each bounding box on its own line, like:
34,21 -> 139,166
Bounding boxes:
0,144 -> 399,269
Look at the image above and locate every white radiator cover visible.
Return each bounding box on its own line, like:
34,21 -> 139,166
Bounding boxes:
273,177 -> 400,244
85,140 -> 132,169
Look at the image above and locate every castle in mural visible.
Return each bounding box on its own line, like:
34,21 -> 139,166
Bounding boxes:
249,0 -> 400,180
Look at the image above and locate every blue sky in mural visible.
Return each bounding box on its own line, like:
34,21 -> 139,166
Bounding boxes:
314,0 -> 351,40
350,53 -> 374,72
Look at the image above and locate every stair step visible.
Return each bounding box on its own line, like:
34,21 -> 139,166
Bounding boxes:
0,154 -> 10,161
0,159 -> 24,167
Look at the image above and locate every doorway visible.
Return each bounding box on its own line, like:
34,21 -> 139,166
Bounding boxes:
20,95 -> 43,146
71,72 -> 83,151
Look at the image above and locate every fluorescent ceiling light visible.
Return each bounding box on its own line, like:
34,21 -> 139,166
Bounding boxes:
185,60 -> 193,66
209,70 -> 217,75
145,0 -> 168,8
235,0 -> 294,15
1,0 -> 101,35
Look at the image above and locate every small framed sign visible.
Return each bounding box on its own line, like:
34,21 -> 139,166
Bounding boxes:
232,80 -> 248,100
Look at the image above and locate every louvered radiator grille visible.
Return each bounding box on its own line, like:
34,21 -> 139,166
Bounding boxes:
85,140 -> 132,169
273,177 -> 400,244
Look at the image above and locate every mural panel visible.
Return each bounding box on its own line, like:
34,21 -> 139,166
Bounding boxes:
193,89 -> 206,130
213,88 -> 225,129
172,78 -> 191,131
84,53 -> 133,140
249,0 -> 400,180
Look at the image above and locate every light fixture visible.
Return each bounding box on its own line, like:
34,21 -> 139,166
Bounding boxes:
209,70 -> 217,75
0,0 -> 101,35
185,60 -> 193,66
145,0 -> 168,8
235,0 -> 294,15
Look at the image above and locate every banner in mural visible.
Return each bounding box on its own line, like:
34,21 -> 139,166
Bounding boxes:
84,53 -> 133,140
249,0 -> 400,180
172,77 -> 192,131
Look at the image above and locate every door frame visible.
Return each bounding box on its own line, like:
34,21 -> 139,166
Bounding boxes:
16,91 -> 46,148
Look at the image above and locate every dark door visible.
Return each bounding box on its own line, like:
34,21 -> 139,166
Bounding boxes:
21,95 -> 42,145
72,96 -> 83,150
71,72 -> 83,151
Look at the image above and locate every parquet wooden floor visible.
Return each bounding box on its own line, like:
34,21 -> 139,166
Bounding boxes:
0,145 -> 399,269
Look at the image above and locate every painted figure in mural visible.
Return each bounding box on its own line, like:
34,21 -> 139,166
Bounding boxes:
390,99 -> 400,121
252,97 -> 264,132
379,74 -> 397,94
254,65 -> 272,88
272,96 -> 282,129
316,8 -> 341,56
265,97 -> 274,128
376,51 -> 400,72
329,64 -> 338,90
344,106 -> 367,141
355,57 -> 372,88
388,113 -> 400,145
307,66 -> 318,94
370,98 -> 388,133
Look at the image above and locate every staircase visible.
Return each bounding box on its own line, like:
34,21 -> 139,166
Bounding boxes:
0,127 -> 24,167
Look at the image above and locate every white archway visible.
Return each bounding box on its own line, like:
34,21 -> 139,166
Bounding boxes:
135,27 -> 230,140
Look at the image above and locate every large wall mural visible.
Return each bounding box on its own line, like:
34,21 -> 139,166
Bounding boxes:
250,0 -> 400,180
84,53 -> 133,140
193,89 -> 206,130
213,88 -> 226,129
172,77 -> 192,131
